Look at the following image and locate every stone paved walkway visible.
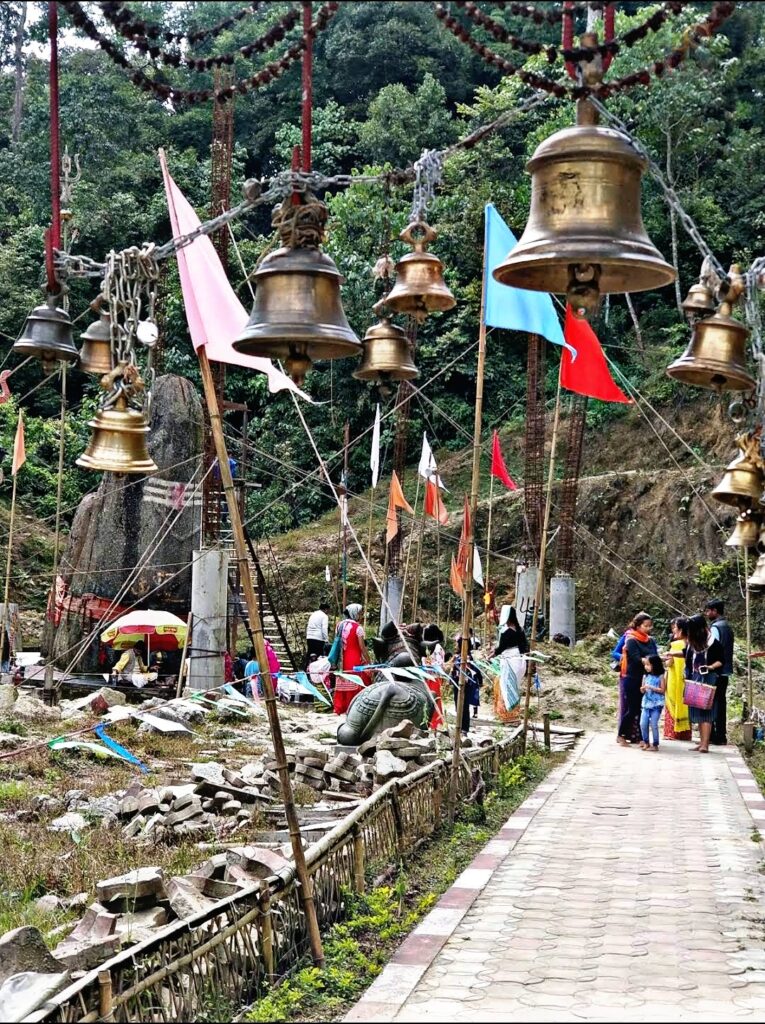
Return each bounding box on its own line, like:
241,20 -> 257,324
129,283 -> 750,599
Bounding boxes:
347,733 -> 765,1023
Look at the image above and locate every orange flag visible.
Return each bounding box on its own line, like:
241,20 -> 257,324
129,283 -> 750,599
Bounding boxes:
386,471 -> 414,544
424,478 -> 449,526
450,555 -> 464,598
456,495 -> 471,578
11,412 -> 25,476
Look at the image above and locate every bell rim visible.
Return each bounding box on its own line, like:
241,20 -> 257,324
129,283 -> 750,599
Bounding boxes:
666,358 -> 756,393
75,454 -> 158,475
12,339 -> 80,363
492,250 -> 677,295
386,293 -> 457,315
233,327 -> 362,361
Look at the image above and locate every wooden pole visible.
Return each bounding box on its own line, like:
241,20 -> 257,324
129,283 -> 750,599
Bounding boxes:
363,486 -> 375,632
745,546 -> 753,714
522,364 -> 564,750
48,364 -> 66,652
341,420 -> 350,613
447,247 -> 489,821
411,489 -> 428,620
401,474 -> 421,615
196,347 -> 324,965
484,472 -> 495,648
176,611 -> 193,699
436,513 -> 442,626
0,455 -> 20,674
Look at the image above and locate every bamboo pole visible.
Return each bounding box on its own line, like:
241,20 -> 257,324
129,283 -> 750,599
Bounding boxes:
410,489 -> 428,620
401,474 -> 421,613
341,420 -> 350,613
745,546 -> 753,714
522,364 -> 564,750
196,347 -> 324,965
447,244 -> 489,821
176,612 -> 193,699
0,449 -> 20,674
436,513 -> 442,626
362,486 -> 376,632
483,472 -> 495,648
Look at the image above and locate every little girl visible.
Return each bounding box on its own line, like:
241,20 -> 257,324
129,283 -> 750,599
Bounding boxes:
640,654 -> 666,751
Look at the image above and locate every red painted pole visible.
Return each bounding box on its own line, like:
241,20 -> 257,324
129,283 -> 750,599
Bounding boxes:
301,2 -> 312,172
603,3 -> 616,72
49,1 -> 62,255
563,0 -> 576,81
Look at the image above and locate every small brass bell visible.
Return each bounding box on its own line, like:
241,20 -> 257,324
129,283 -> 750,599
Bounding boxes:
726,511 -> 761,548
681,281 -> 716,324
385,222 -> 456,322
353,318 -> 418,384
233,195 -> 361,383
666,299 -> 754,393
711,450 -> 764,508
79,308 -> 114,376
76,394 -> 157,475
748,544 -> 765,591
14,293 -> 79,371
492,119 -> 676,315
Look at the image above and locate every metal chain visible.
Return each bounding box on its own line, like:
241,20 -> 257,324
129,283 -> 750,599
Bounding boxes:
411,150 -> 445,223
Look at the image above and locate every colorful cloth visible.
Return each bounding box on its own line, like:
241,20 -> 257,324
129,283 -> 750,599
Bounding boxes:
333,619 -> 370,715
664,638 -> 691,739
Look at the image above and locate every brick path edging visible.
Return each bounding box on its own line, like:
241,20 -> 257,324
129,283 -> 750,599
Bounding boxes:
344,734 -> 594,1023
725,747 -> 765,828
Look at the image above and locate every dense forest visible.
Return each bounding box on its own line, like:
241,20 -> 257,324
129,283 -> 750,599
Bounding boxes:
0,0 -> 763,539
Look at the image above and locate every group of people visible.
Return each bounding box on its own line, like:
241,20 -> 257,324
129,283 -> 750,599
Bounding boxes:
614,598 -> 733,753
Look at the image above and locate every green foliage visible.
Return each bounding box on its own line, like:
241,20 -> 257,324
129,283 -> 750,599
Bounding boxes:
695,559 -> 737,592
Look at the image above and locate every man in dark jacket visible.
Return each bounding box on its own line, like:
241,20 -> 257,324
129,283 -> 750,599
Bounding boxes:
705,598 -> 734,745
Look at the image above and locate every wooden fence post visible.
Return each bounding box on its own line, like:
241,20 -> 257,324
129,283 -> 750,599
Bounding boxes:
352,827 -> 365,893
390,785 -> 404,853
98,969 -> 114,1022
260,881 -> 275,981
543,713 -> 551,752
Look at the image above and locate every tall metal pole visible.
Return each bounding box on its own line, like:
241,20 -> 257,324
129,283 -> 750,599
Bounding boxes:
448,241 -> 489,821
49,364 -> 67,620
197,348 -> 324,965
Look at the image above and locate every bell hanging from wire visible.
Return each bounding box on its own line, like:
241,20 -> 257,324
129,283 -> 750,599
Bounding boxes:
681,281 -> 717,324
711,440 -> 764,508
79,305 -> 114,376
385,222 -> 456,322
353,316 -> 418,385
77,395 -> 157,475
666,299 -> 754,393
491,102 -> 675,319
726,510 -> 761,548
14,292 -> 79,373
233,194 -> 361,384
747,541 -> 765,591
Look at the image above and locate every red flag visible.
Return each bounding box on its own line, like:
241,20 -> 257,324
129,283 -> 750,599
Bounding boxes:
386,471 -> 414,544
561,305 -> 631,403
11,412 -> 25,476
450,555 -> 464,598
456,495 -> 471,578
490,430 -> 517,490
424,478 -> 449,525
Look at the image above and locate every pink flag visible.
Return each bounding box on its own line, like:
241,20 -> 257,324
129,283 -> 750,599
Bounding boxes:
159,149 -> 307,399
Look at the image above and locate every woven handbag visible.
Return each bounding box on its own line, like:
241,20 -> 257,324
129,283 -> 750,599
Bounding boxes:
683,679 -> 716,710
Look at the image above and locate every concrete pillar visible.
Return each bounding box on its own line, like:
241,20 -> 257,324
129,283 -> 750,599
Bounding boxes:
187,548 -> 229,691
549,574 -> 576,646
380,575 -> 403,631
515,564 -> 540,633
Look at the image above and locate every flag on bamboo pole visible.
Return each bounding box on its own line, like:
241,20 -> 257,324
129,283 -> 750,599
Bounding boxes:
11,412 -> 25,476
370,404 -> 381,487
473,545 -> 484,588
424,477 -> 449,525
490,430 -> 517,490
450,555 -> 464,598
418,432 -> 446,489
386,471 -> 414,544
456,495 -> 471,577
561,305 -> 630,403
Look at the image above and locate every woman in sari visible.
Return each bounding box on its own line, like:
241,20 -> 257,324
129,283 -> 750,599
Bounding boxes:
663,616 -> 691,740
618,612 -> 658,746
332,603 -> 371,715
422,624 -> 446,731
493,606 -> 528,716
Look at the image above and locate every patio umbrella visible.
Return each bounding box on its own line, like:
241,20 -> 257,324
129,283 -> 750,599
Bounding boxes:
101,610 -> 188,653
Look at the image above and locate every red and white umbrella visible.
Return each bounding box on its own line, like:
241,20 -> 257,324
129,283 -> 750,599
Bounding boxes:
101,610 -> 188,652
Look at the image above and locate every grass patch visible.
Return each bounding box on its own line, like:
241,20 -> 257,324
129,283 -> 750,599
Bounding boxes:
245,748 -> 561,1023
0,719 -> 28,736
0,779 -> 30,808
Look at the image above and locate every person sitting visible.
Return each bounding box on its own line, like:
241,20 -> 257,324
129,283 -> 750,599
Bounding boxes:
112,642 -> 148,687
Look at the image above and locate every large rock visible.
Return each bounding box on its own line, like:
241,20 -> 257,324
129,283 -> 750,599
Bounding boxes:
165,877 -> 217,920
42,375 -> 204,668
374,750 -> 407,783
96,867 -> 165,905
51,906 -> 119,970
0,972 -> 70,1023
0,928 -> 61,985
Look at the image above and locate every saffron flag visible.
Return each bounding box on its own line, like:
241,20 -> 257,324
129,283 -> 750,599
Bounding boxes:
424,478 -> 449,525
11,412 -> 25,476
159,149 -> 308,399
418,432 -> 445,489
483,203 -> 575,356
456,495 -> 471,577
561,305 -> 631,403
490,430 -> 517,490
370,404 -> 381,488
450,555 -> 464,598
386,471 -> 414,544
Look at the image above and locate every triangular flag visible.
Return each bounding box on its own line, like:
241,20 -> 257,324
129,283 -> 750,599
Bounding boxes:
483,204 -> 575,356
456,495 -> 471,577
490,430 -> 517,490
386,471 -> 414,544
325,565 -> 331,583
11,412 -> 25,476
370,404 -> 381,488
561,305 -> 631,403
450,555 -> 464,598
418,432 -> 445,489
473,545 -> 484,588
424,478 -> 449,525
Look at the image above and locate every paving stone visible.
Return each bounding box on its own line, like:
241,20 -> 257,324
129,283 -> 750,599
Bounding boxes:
96,867 -> 165,904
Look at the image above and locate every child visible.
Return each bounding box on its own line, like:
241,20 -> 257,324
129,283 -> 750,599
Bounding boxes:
640,654 -> 666,751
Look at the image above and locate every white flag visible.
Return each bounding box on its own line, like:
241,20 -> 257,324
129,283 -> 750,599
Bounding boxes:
325,565 -> 331,583
418,432 -> 446,490
473,545 -> 484,588
370,404 -> 381,488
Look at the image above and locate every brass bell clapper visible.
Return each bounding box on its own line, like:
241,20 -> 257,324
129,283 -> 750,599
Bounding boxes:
14,290 -> 79,374
233,191 -> 361,385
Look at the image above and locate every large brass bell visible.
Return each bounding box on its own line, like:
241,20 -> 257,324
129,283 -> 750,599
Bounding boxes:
79,308 -> 114,376
711,450 -> 764,508
14,293 -> 79,372
492,117 -> 676,316
385,222 -> 456,322
353,318 -> 418,384
666,299 -> 754,393
726,510 -> 761,548
76,394 -> 157,475
681,281 -> 716,324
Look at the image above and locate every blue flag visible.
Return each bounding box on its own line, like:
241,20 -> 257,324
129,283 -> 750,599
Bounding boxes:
483,203 -> 574,355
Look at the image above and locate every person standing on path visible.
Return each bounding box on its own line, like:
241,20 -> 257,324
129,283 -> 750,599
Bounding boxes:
663,616 -> 691,740
640,654 -> 667,751
617,612 -> 657,746
332,603 -> 371,715
685,613 -> 724,753
305,602 -> 330,667
705,598 -> 734,745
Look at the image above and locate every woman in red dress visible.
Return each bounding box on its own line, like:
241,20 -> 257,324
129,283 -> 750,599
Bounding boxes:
333,604 -> 371,715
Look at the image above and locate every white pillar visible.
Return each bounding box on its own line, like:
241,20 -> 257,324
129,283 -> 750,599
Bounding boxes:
380,575 -> 403,631
188,548 -> 229,691
515,564 -> 540,633
550,574 -> 576,646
